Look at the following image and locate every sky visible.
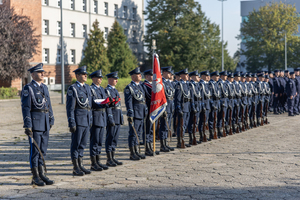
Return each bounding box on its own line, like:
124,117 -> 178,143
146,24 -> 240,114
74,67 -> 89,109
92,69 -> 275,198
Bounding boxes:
144,0 -> 243,57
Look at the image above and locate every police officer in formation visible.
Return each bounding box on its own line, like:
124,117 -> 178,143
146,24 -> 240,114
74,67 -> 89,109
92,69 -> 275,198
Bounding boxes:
21,63 -> 54,186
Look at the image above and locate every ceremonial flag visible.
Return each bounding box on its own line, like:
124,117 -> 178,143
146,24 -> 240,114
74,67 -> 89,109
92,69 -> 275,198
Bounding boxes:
149,54 -> 167,123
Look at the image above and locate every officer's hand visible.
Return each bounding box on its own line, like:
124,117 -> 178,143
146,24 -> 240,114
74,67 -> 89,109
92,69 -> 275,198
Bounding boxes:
69,126 -> 76,133
108,116 -> 115,126
291,96 -> 293,99
128,117 -> 133,123
90,124 -> 92,128
109,97 -> 113,103
24,128 -> 33,138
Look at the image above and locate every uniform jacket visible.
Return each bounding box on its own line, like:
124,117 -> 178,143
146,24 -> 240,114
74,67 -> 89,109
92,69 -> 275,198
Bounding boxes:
90,83 -> 107,127
189,80 -> 203,112
174,80 -> 192,113
199,79 -> 211,110
162,77 -> 175,114
105,84 -> 124,125
286,79 -> 296,97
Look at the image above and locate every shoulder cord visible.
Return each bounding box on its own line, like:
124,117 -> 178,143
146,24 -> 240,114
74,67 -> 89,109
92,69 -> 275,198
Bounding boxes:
233,83 -> 242,97
72,86 -> 89,108
219,81 -> 228,97
28,86 -> 46,109
128,84 -> 144,101
164,82 -> 175,98
210,82 -> 220,98
178,82 -> 190,98
200,82 -> 211,98
190,83 -> 201,98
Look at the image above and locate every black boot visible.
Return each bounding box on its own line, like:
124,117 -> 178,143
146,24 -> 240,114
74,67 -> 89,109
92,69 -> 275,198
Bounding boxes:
160,139 -> 170,152
189,134 -> 193,145
198,132 -> 203,144
145,142 -> 154,156
134,145 -> 146,159
177,136 -> 182,148
165,139 -> 174,151
217,127 -> 223,138
78,157 -> 91,174
208,130 -> 213,141
90,156 -> 103,171
31,167 -> 45,186
106,152 -> 117,167
130,146 -> 140,160
148,142 -> 160,155
95,155 -> 109,170
38,166 -> 54,185
225,126 -> 229,135
112,151 -> 123,165
72,159 -> 84,176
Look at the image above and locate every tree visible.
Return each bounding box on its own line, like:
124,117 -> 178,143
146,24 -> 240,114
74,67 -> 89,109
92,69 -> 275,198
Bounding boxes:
238,2 -> 300,71
107,20 -> 137,78
0,6 -> 39,80
80,20 -> 110,75
144,0 -> 235,72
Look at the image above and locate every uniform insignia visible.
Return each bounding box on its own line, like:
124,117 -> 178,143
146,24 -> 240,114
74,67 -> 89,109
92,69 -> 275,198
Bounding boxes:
94,86 -> 97,89
177,85 -> 180,89
68,89 -> 73,96
34,84 -> 37,87
77,84 -> 80,88
23,90 -> 29,97
38,98 -> 41,103
125,89 -> 130,94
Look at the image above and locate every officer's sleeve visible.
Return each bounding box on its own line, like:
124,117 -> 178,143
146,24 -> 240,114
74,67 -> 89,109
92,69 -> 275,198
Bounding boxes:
105,88 -> 114,123
189,83 -> 196,111
174,83 -> 182,113
87,85 -> 93,126
46,88 -> 55,126
124,85 -> 134,118
21,85 -> 32,129
66,86 -> 76,128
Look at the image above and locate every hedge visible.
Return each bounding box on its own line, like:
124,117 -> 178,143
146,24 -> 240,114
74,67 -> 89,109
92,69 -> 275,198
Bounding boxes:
0,87 -> 18,99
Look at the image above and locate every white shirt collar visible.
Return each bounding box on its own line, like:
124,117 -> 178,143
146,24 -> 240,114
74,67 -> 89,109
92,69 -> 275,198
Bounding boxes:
76,81 -> 84,87
32,79 -> 41,87
108,84 -> 115,89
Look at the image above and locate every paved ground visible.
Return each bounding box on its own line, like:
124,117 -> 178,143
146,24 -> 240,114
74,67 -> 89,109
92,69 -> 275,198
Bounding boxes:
0,92 -> 300,199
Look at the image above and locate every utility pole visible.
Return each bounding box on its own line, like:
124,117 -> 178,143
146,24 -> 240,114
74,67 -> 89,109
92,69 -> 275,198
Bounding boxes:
218,0 -> 226,71
60,0 -> 65,104
285,32 -> 287,70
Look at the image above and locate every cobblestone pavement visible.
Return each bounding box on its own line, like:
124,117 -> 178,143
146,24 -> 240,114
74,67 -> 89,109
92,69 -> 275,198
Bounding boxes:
0,92 -> 300,199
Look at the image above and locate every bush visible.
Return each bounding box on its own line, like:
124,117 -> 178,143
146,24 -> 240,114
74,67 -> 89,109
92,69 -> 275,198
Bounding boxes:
71,77 -> 133,92
0,87 -> 18,99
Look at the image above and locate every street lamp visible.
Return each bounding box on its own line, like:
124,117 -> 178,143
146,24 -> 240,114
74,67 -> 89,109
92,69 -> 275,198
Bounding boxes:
285,32 -> 287,70
60,0 -> 65,104
218,0 -> 227,71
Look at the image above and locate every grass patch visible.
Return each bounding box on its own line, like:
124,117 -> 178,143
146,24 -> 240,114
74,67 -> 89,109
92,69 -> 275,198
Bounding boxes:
0,87 -> 18,99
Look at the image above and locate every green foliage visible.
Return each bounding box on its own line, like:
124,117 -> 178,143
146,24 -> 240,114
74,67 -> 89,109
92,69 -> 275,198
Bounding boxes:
79,20 -> 110,75
71,77 -> 132,92
238,2 -> 300,71
107,20 -> 137,78
0,87 -> 18,99
144,0 -> 235,72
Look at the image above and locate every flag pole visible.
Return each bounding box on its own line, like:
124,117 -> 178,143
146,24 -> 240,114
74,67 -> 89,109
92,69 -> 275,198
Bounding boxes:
153,121 -> 155,156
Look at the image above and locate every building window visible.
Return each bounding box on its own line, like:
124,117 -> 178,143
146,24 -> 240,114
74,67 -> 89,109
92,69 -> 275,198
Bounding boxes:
133,30 -> 137,42
43,49 -> 49,63
132,8 -> 136,20
57,49 -> 61,63
82,0 -> 86,12
124,29 -> 128,36
114,4 -> 118,17
82,24 -> 87,38
70,23 -> 75,37
123,6 -> 127,18
94,0 -> 98,14
57,0 -> 60,7
43,0 -> 48,6
57,21 -> 61,35
0,0 -> 3,5
43,20 -> 49,35
70,50 -> 76,64
104,27 -> 108,40
104,2 -> 108,16
70,0 -> 75,10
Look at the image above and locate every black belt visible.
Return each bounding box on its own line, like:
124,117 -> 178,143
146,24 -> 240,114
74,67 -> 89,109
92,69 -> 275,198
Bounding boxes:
228,96 -> 233,99
136,101 -> 145,105
112,107 -> 121,110
93,108 -> 105,112
167,97 -> 174,101
183,98 -> 191,102
213,97 -> 220,100
194,97 -> 201,101
76,107 -> 91,111
31,109 -> 49,113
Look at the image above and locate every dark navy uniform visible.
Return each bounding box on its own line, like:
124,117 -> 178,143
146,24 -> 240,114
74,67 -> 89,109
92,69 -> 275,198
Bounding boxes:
217,71 -> 229,137
255,74 -> 265,124
273,70 -> 281,114
159,66 -> 175,152
21,63 -> 54,186
263,76 -> 271,118
226,73 -> 235,133
187,70 -> 202,144
240,73 -> 248,129
268,72 -> 274,112
286,73 -> 296,116
105,71 -> 124,166
174,68 -> 192,147
294,69 -> 300,115
66,66 -> 92,176
172,77 -> 179,136
233,72 -> 242,132
124,67 -> 147,160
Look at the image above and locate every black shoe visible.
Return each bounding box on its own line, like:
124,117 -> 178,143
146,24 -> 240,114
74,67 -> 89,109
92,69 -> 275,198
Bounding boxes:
172,133 -> 176,137
197,140 -> 202,144
164,139 -> 174,151
289,114 -> 295,116
274,112 -> 279,115
38,166 -> 54,185
90,156 -> 103,171
188,134 -> 193,145
176,137 -> 185,148
112,151 -> 123,165
185,143 -> 191,147
72,159 -> 85,176
160,139 -> 170,152
209,130 -> 214,141
145,142 -> 154,156
96,155 -> 108,170
106,152 -> 117,167
31,167 -> 45,186
129,146 -> 140,161
134,145 -> 146,159
295,112 -> 300,115
78,157 -> 91,174
148,142 -> 160,155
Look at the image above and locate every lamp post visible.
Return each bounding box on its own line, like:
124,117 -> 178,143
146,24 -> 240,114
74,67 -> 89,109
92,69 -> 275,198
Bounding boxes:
60,0 -> 65,104
285,32 -> 287,70
218,0 -> 226,71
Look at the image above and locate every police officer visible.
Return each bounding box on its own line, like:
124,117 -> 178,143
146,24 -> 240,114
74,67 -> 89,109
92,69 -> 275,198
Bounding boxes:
142,69 -> 159,156
160,66 -> 175,151
124,67 -> 147,160
268,72 -> 274,112
279,70 -> 286,113
233,72 -> 242,133
256,74 -> 265,126
240,73 -> 248,130
174,68 -> 192,148
226,72 -> 236,134
217,71 -> 229,137
21,63 -> 54,186
187,70 -> 202,144
273,70 -> 281,114
246,73 -> 254,128
89,70 -> 109,171
172,72 -> 180,137
286,72 -> 296,116
293,68 -> 300,115
105,71 -> 124,166
66,66 -> 92,176
198,71 -> 211,142
208,71 -> 221,139
263,75 -> 271,122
